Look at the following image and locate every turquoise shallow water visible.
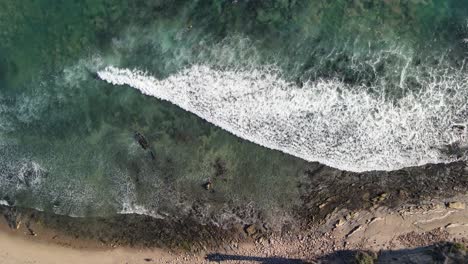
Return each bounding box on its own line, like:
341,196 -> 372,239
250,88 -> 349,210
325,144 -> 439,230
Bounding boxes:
0,1 -> 468,226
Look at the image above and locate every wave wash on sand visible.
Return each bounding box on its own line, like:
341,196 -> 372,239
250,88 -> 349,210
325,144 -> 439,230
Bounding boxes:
97,64 -> 468,172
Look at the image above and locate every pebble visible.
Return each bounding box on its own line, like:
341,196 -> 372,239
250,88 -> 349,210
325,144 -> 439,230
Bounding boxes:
335,218 -> 345,227
245,224 -> 256,236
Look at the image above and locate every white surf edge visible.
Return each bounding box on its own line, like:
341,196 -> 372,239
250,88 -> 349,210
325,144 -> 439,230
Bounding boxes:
97,65 -> 468,172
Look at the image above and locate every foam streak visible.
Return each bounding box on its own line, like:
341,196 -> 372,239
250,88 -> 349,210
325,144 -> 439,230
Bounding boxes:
98,65 -> 468,172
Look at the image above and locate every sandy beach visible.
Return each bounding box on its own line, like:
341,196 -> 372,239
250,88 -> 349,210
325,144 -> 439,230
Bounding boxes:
2,163 -> 468,263
2,193 -> 468,264
0,230 -> 182,264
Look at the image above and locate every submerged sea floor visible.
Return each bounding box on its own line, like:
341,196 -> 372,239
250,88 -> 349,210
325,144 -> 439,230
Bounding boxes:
1,0 -> 468,219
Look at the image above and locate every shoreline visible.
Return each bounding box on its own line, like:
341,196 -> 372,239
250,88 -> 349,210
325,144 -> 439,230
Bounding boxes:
2,202 -> 468,263
2,196 -> 468,263
2,161 -> 468,263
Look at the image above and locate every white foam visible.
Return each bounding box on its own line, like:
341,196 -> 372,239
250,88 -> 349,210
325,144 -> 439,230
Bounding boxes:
119,201 -> 165,219
16,161 -> 45,190
98,65 -> 468,172
117,178 -> 166,219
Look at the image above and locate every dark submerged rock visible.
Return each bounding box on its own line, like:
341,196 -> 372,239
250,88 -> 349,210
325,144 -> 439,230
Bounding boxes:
134,131 -> 150,150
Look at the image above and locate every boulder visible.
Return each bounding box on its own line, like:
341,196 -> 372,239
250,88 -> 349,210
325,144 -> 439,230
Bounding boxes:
447,202 -> 465,210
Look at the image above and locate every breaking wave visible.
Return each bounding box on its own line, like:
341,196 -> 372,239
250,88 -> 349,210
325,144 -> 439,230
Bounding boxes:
97,64 -> 468,172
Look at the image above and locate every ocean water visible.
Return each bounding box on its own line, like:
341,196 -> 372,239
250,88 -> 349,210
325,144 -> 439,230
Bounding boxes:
1,1 -> 468,225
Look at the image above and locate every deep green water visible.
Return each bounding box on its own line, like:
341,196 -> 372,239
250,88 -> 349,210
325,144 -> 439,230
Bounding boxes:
0,1 -> 467,227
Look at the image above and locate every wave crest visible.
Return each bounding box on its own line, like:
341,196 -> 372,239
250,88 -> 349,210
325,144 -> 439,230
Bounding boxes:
98,65 -> 468,172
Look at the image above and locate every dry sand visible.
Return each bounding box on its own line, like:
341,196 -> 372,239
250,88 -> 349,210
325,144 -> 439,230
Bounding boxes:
1,195 -> 468,263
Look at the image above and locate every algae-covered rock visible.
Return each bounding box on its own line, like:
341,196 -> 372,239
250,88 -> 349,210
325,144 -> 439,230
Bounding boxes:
451,242 -> 467,254
355,251 -> 376,264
